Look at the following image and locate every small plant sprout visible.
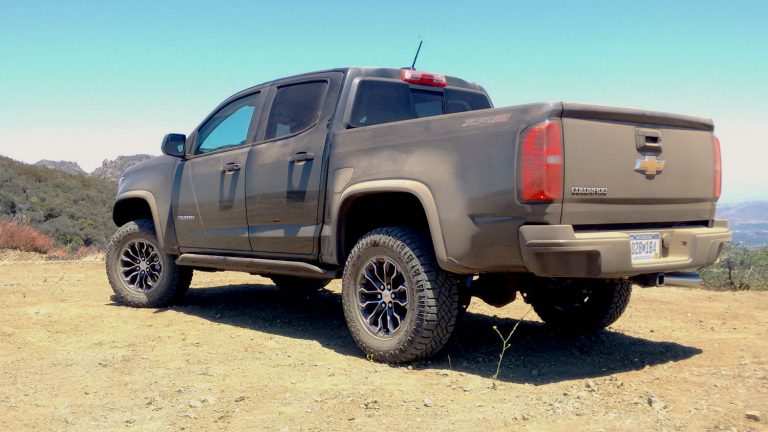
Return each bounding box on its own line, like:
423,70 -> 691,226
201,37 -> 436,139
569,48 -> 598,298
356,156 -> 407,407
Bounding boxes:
491,307 -> 533,383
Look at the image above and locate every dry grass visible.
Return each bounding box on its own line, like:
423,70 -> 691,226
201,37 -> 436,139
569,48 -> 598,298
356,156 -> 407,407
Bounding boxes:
0,218 -> 55,253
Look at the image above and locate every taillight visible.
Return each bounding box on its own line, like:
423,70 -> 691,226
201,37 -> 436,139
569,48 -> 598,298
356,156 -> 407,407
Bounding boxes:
520,119 -> 564,203
713,135 -> 722,200
400,69 -> 447,87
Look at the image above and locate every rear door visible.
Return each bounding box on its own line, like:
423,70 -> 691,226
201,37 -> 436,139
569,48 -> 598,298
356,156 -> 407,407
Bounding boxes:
245,72 -> 343,256
174,91 -> 264,251
559,104 -> 717,226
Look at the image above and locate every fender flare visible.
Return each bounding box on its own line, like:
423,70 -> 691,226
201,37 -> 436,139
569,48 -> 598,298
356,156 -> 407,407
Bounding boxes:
334,179 -> 450,266
113,191 -> 165,250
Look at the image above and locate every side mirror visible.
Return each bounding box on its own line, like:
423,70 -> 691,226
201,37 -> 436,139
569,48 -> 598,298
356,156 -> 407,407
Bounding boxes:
161,133 -> 186,157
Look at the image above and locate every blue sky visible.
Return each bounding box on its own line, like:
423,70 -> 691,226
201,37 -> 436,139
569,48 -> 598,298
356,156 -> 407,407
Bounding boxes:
0,0 -> 766,202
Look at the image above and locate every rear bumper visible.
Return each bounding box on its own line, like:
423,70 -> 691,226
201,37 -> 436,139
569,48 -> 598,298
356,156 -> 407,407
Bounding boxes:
519,220 -> 731,278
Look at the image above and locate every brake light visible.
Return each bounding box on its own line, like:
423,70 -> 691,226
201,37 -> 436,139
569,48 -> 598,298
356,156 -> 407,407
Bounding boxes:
520,120 -> 564,203
400,69 -> 447,87
713,135 -> 722,200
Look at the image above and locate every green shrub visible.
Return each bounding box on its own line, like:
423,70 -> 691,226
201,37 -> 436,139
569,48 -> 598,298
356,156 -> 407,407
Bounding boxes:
699,244 -> 768,291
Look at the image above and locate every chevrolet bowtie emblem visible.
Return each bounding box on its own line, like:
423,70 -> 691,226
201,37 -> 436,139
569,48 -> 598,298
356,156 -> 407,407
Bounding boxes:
635,155 -> 665,176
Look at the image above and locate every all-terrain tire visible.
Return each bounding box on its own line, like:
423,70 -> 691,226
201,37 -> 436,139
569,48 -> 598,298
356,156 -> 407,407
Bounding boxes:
106,219 -> 192,308
341,227 -> 460,363
270,276 -> 331,293
526,278 -> 632,332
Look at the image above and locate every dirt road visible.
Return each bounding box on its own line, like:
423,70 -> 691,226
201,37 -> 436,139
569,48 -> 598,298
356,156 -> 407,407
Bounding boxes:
1,260 -> 766,431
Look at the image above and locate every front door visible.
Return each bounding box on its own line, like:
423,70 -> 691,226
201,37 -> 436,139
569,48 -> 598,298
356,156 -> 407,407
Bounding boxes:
174,91 -> 264,251
245,73 -> 342,256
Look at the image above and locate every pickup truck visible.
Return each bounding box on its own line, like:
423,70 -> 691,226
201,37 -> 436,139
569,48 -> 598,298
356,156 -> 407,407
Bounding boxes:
106,67 -> 732,363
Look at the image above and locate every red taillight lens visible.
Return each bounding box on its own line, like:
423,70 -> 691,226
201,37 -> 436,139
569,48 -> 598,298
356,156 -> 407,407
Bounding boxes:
713,135 -> 722,200
520,120 -> 564,203
400,69 -> 447,87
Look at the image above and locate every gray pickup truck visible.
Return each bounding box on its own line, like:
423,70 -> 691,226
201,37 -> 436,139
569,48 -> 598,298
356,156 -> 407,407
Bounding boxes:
107,67 -> 731,362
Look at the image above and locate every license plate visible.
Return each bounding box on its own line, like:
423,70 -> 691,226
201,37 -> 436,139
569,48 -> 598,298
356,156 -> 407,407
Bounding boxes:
629,232 -> 661,262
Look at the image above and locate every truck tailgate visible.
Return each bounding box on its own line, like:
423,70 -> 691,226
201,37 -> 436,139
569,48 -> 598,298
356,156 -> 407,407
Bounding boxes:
560,103 -> 717,226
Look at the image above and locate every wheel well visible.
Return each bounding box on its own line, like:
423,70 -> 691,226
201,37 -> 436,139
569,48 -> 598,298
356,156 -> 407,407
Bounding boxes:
340,192 -> 430,262
113,198 -> 153,227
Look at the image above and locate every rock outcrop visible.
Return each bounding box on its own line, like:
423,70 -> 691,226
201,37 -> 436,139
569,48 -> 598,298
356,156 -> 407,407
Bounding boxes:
90,155 -> 153,182
34,160 -> 86,176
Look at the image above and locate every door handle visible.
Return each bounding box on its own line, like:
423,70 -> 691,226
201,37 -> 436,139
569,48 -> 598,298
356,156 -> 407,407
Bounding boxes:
289,152 -> 315,163
222,162 -> 241,173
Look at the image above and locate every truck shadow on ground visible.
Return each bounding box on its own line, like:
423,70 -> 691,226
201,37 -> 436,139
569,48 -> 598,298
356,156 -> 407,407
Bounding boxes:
134,283 -> 702,384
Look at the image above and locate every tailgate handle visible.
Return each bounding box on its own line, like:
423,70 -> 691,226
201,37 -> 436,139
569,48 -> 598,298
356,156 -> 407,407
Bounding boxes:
636,128 -> 662,151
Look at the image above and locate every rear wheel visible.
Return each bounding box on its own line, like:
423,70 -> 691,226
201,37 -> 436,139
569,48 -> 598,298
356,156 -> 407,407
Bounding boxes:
106,219 -> 192,308
342,227 -> 460,363
270,275 -> 331,294
525,278 -> 632,332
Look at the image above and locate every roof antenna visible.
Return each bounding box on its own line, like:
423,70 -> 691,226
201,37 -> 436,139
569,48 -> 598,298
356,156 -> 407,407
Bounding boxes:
409,40 -> 423,70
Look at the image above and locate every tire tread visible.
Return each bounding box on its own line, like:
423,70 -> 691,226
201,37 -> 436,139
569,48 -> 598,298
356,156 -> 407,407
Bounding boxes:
106,219 -> 192,308
342,227 -> 459,363
529,278 -> 632,332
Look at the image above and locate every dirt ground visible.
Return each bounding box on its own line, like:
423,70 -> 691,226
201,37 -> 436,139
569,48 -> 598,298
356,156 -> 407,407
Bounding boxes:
1,260 -> 766,431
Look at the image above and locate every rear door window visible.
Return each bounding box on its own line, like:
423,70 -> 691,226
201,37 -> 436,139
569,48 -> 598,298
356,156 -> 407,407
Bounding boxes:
265,81 -> 328,140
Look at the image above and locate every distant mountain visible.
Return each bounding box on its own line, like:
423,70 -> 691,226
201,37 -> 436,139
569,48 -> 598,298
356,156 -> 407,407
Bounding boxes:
90,154 -> 154,182
33,154 -> 154,182
34,160 -> 87,176
717,201 -> 768,247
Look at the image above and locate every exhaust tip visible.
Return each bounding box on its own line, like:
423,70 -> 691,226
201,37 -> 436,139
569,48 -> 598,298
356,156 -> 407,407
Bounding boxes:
663,272 -> 702,288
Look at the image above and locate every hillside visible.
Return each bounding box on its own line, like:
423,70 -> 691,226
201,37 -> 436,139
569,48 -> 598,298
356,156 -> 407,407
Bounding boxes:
717,201 -> 768,247
0,156 -> 116,249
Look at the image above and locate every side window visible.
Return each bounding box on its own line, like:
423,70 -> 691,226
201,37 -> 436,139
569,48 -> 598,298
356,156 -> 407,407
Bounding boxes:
195,93 -> 260,154
265,81 -> 328,140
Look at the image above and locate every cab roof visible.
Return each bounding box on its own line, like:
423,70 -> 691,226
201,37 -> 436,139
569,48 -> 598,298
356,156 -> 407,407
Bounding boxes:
231,67 -> 487,99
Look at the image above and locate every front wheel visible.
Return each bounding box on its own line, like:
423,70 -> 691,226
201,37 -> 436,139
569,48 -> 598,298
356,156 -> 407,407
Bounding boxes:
106,219 -> 192,308
525,278 -> 632,332
341,227 -> 460,363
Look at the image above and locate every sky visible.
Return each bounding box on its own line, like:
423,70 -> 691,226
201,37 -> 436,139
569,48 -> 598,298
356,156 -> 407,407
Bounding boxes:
0,0 -> 765,203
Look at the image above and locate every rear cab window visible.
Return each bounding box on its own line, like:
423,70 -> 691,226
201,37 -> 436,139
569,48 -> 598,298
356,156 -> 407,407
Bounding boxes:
349,80 -> 491,128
